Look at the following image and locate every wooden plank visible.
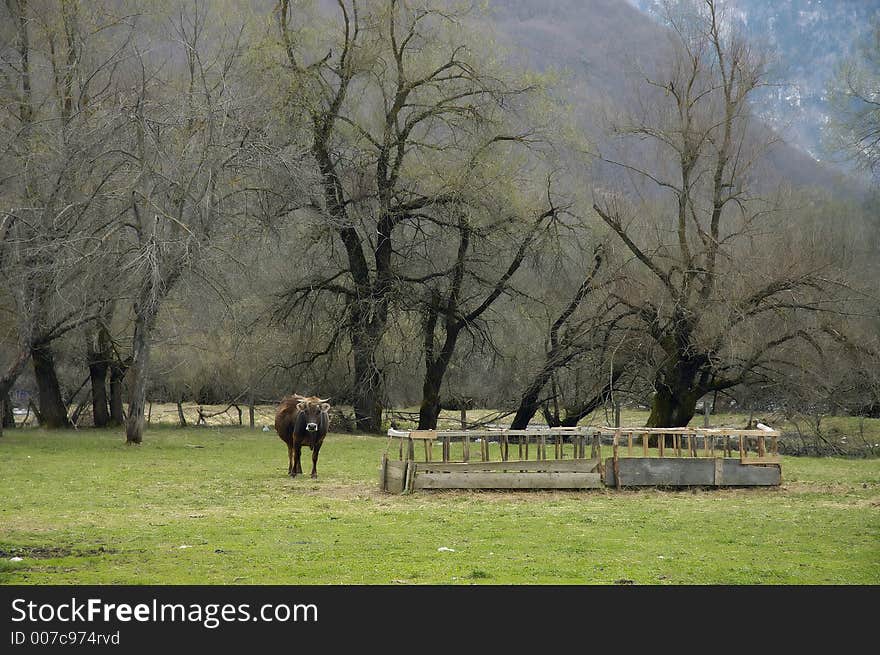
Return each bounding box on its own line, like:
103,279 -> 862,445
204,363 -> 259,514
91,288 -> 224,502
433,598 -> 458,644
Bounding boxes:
415,458 -> 600,473
599,427 -> 781,437
379,453 -> 388,491
740,455 -> 782,466
407,437 -> 415,462
413,471 -> 602,490
713,457 -> 723,486
643,433 -> 649,456
404,460 -> 415,493
409,430 -> 438,440
627,433 -> 633,456
383,460 -> 407,493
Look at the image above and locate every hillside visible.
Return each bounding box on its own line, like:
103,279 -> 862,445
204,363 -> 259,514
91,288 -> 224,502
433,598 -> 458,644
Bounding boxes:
486,0 -> 865,194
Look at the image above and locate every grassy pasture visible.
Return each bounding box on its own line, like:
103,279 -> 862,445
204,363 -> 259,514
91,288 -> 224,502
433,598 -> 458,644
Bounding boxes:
0,427 -> 878,585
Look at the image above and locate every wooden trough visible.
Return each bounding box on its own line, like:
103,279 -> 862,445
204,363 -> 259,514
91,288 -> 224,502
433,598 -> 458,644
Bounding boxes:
381,427 -> 602,492
381,426 -> 782,493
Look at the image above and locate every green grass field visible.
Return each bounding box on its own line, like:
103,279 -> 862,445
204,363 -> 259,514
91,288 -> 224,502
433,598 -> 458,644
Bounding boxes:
1,427 -> 878,584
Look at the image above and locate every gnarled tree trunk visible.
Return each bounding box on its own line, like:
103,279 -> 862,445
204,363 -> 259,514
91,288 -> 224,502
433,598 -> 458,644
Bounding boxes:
86,326 -> 112,428
31,343 -> 71,429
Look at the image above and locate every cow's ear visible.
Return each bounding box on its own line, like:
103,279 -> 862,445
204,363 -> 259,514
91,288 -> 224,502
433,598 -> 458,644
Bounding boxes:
296,402 -> 305,411
319,403 -> 330,412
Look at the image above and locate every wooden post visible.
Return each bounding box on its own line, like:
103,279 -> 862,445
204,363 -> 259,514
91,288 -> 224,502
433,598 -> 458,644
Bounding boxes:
674,434 -> 680,457
424,440 -> 430,461
612,432 -> 621,491
724,435 -> 731,457
591,434 -> 599,459
463,435 -> 470,462
407,437 -> 415,462
707,433 -> 713,457
627,432 -> 633,456
249,390 -> 255,429
659,433 -> 665,458
758,435 -> 766,458
460,407 -> 467,429
643,432 -> 649,457
443,435 -> 450,462
399,437 -> 404,461
380,452 -> 388,491
518,436 -> 524,460
404,460 -> 415,494
738,435 -> 745,460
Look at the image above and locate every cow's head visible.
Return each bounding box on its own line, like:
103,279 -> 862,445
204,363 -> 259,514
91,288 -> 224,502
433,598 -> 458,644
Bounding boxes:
295,397 -> 331,435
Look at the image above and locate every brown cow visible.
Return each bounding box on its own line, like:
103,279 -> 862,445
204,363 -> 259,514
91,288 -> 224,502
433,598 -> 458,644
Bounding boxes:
274,394 -> 331,478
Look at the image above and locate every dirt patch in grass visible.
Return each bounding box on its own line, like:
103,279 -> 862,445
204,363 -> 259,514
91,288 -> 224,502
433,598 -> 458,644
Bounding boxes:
0,545 -> 117,559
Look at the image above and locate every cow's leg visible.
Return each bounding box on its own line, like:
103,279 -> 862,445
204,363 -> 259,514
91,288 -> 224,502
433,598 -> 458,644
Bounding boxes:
287,444 -> 294,476
292,441 -> 303,477
310,441 -> 322,479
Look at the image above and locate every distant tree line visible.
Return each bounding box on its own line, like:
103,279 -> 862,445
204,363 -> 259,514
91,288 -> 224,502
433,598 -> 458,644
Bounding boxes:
1,0 -> 877,442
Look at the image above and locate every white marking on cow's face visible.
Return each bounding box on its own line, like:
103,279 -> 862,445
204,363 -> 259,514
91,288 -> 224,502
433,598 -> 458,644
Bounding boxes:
306,422 -> 318,432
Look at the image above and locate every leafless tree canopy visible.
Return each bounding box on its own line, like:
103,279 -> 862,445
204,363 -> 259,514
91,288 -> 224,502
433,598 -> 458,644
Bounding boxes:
0,0 -> 876,443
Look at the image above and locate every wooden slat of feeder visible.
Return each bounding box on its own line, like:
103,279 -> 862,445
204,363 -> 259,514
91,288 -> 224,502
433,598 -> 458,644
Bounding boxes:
741,455 -> 782,465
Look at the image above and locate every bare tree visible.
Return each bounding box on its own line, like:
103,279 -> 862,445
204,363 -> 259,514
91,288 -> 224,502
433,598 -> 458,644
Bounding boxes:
117,3 -> 252,443
0,0 -> 134,427
824,15 -> 880,182
413,197 -> 561,429
272,0 -> 545,431
592,0 -> 849,427
508,244 -> 636,429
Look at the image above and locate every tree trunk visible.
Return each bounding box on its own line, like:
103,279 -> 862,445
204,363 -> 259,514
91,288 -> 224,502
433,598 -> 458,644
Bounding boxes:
2,391 -> 15,428
125,313 -> 152,444
510,366 -> 556,430
417,366 -> 444,430
87,326 -> 112,428
108,360 -> 126,426
351,327 -> 384,433
88,362 -> 110,427
646,384 -> 700,428
31,343 -> 71,428
176,398 -> 187,427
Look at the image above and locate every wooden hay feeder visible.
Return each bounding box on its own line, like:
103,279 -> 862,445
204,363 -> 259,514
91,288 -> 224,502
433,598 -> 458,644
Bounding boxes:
381,428 -> 602,493
600,427 -> 782,488
381,426 -> 782,493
